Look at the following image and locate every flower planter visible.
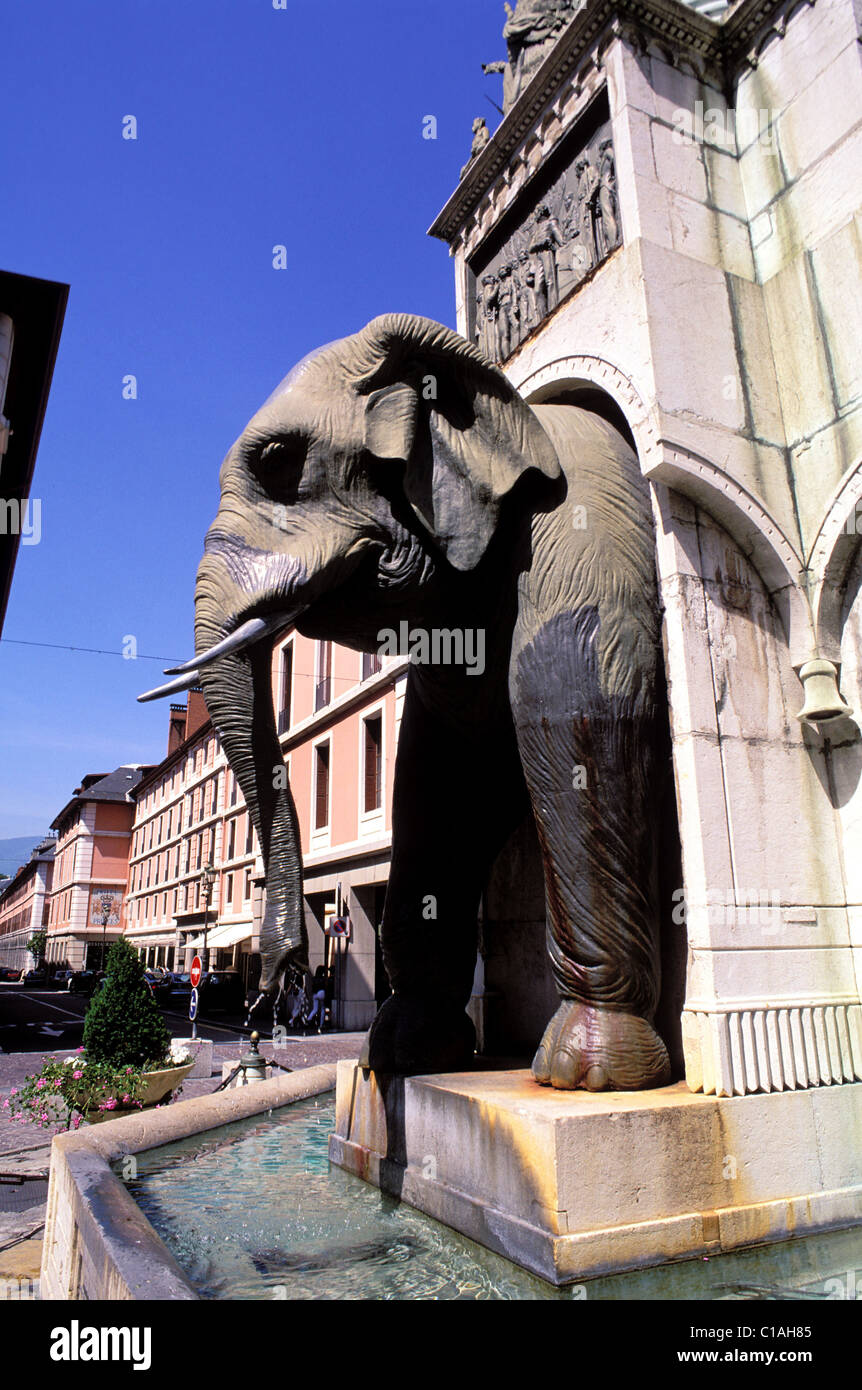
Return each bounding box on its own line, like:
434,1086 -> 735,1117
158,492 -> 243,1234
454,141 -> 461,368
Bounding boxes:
139,1058 -> 195,1106
84,1059 -> 195,1123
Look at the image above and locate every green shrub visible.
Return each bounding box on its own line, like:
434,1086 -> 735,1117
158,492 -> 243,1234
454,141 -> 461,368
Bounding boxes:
82,936 -> 171,1068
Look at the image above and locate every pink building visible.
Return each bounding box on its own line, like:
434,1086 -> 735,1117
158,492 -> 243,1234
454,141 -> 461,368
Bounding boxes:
271,632 -> 409,1027
125,691 -> 258,979
0,835 -> 55,972
44,767 -> 149,971
127,636 -> 408,1026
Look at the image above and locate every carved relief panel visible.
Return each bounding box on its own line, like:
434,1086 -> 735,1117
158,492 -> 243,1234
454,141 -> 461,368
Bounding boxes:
467,110 -> 620,364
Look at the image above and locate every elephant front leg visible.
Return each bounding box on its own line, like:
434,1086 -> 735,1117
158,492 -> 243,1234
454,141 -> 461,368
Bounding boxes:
362,670 -> 528,1076
512,608 -> 671,1091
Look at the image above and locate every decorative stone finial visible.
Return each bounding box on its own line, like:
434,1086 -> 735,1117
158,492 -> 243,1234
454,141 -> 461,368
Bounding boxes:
460,118 -> 491,180
795,659 -> 852,723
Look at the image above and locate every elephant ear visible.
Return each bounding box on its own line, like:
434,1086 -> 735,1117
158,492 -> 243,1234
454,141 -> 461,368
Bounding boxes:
353,313 -> 561,571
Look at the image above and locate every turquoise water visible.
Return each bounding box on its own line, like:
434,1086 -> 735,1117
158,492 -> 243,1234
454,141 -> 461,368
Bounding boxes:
126,1096 -> 862,1301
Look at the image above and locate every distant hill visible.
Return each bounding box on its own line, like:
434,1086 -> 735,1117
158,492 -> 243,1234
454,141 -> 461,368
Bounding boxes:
0,836 -> 48,880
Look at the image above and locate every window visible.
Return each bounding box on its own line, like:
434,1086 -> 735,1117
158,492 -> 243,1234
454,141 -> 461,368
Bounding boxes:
364,714 -> 383,813
225,873 -> 233,910
244,870 -> 252,902
314,742 -> 330,830
227,819 -> 236,861
230,771 -> 238,807
245,815 -> 254,855
314,641 -> 332,712
362,652 -> 382,680
211,776 -> 219,816
278,643 -> 294,734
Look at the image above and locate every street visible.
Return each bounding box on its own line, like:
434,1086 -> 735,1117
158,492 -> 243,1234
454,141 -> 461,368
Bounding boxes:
0,982 -> 258,1054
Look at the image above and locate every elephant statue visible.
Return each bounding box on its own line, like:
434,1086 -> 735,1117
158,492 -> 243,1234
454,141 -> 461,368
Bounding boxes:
141,313 -> 672,1092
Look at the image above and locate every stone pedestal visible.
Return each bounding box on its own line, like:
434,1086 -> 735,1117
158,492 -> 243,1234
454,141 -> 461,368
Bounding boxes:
329,1060 -> 862,1286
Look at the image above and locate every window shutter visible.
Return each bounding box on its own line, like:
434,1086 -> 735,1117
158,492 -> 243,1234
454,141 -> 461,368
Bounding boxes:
364,717 -> 382,813
315,744 -> 330,829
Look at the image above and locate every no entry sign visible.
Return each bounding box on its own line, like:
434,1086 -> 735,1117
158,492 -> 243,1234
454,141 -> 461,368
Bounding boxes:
190,956 -> 202,989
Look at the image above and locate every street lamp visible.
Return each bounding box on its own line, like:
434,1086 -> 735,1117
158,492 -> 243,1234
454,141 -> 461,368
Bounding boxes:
98,890 -> 113,972
200,862 -> 215,974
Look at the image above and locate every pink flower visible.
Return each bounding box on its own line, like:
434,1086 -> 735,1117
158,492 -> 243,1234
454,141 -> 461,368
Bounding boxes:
72,1070 -> 83,1080
102,1098 -> 117,1111
54,1079 -> 62,1088
9,1088 -> 17,1096
121,1094 -> 131,1104
125,1067 -> 133,1074
36,1079 -> 46,1090
2,1099 -> 8,1109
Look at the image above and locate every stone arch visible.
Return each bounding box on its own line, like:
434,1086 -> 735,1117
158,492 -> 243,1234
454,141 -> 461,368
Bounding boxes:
809,455 -> 862,662
511,354 -> 817,663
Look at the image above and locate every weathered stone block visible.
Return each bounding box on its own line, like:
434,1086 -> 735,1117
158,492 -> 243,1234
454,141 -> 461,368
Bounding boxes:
330,1062 -> 862,1284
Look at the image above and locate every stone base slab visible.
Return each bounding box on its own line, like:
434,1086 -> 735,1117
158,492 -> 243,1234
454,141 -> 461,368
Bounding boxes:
328,1060 -> 862,1286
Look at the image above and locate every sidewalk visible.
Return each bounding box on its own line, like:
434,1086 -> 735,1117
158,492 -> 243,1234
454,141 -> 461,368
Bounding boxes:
0,1033 -> 365,1295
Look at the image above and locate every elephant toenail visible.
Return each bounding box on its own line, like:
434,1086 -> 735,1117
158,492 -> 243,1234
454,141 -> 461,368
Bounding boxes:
584,1064 -> 608,1090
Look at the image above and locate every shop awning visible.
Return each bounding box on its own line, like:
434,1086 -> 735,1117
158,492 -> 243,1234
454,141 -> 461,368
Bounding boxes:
184,921 -> 251,951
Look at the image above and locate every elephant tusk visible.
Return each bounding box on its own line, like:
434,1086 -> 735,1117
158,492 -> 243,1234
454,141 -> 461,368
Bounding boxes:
163,614 -> 288,675
137,670 -> 203,703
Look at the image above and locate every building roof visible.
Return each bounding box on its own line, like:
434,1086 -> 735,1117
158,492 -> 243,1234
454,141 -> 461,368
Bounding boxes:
0,268 -> 69,636
0,836 -> 55,905
50,765 -> 152,830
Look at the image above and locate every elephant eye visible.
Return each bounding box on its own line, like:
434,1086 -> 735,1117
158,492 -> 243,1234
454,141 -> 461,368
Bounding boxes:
251,438 -> 306,480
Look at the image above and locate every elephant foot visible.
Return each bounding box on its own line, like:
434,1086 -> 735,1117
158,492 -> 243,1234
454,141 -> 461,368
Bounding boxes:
532,1001 -> 671,1091
359,994 -> 476,1076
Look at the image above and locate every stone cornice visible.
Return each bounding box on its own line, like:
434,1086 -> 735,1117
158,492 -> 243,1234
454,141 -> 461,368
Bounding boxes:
429,0 -> 808,246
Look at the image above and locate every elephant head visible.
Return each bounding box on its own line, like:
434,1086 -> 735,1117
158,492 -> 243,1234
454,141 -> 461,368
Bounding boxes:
140,314 -> 560,993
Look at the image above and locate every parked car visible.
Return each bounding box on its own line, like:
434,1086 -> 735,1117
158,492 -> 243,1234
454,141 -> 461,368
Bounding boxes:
49,969 -> 74,988
199,970 -> 244,1014
22,968 -> 47,986
163,973 -> 193,1009
0,966 -> 21,981
67,969 -> 102,997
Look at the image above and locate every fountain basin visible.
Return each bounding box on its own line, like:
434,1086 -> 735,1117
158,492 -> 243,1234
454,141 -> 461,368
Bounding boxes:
89,1093 -> 862,1300
40,1064 -> 337,1300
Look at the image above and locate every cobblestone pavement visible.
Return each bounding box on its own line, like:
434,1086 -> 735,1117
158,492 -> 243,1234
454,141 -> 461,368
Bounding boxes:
0,1033 -> 364,1292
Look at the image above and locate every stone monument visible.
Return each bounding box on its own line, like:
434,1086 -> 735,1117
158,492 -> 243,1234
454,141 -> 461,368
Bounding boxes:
328,0 -> 862,1283
145,0 -> 862,1287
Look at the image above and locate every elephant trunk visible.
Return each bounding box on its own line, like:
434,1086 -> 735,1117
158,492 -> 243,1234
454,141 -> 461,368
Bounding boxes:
195,610 -> 306,993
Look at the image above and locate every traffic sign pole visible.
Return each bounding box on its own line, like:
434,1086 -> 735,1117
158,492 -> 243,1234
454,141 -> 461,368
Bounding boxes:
190,957 -> 202,1039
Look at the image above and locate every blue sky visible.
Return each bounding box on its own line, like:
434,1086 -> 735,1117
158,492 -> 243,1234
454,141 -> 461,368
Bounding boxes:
0,0 -> 507,839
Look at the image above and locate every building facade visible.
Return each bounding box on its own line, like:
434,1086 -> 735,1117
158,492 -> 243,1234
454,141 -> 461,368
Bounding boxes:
127,637 -> 408,1028
44,767 -> 148,972
0,835 -> 56,971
